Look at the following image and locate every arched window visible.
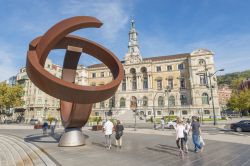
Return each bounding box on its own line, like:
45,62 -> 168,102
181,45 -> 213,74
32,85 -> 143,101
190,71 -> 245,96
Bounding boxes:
141,67 -> 148,90
202,93 -> 209,104
204,110 -> 210,114
180,95 -> 188,106
120,98 -> 126,108
130,68 -> 137,90
199,59 -> 206,66
158,96 -> 164,106
142,96 -> 148,107
169,96 -> 175,106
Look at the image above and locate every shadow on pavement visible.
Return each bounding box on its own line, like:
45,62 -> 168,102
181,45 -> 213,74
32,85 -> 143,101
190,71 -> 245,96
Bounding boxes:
24,133 -> 61,143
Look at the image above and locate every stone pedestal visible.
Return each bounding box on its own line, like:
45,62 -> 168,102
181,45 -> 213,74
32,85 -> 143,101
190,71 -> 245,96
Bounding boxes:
59,128 -> 85,147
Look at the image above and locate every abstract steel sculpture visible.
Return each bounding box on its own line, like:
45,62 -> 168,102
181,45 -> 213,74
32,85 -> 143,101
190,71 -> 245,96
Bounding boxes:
26,16 -> 123,146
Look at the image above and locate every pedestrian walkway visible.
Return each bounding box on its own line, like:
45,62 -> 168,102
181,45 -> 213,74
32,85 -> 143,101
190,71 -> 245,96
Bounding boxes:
0,134 -> 57,166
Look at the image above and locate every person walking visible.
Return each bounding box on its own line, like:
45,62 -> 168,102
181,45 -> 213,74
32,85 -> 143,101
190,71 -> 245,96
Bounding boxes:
50,119 -> 57,135
42,121 -> 48,135
191,116 -> 204,153
115,120 -> 124,149
103,118 -> 114,150
183,119 -> 191,153
174,118 -> 185,157
160,117 -> 165,131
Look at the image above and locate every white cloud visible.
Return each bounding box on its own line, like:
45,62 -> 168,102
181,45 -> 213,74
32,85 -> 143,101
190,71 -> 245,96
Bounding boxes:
0,44 -> 19,81
60,0 -> 131,40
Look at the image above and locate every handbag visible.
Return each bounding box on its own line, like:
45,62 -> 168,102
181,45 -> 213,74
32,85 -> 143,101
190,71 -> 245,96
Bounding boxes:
200,136 -> 205,146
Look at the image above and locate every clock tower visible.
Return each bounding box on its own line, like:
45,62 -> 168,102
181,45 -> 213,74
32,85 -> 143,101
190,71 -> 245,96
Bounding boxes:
124,19 -> 142,64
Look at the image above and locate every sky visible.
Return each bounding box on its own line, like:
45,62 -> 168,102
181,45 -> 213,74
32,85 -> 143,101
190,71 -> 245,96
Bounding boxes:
0,0 -> 250,81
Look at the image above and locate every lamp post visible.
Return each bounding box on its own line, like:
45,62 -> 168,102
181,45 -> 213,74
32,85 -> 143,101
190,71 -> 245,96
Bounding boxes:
197,68 -> 224,125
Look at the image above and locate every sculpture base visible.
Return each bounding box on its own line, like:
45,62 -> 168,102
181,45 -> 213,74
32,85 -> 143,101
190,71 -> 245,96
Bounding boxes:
59,128 -> 85,147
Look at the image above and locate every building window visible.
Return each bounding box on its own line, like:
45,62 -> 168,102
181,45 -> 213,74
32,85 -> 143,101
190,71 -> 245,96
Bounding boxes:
95,112 -> 99,116
142,96 -> 148,107
157,80 -> 162,90
180,78 -> 185,89
158,96 -> 164,106
182,110 -> 188,115
199,59 -> 206,66
100,101 -> 105,108
92,73 -> 96,78
109,97 -> 115,108
169,110 -> 174,115
168,96 -> 175,106
156,66 -> 161,72
168,79 -> 173,89
157,111 -> 162,115
202,93 -> 209,104
167,65 -> 172,71
204,110 -> 210,114
120,98 -> 126,108
91,82 -> 96,86
143,77 -> 148,90
122,80 -> 126,91
101,72 -> 104,77
178,64 -> 184,70
148,111 -> 152,115
180,95 -> 188,106
200,74 -> 207,85
130,68 -> 137,91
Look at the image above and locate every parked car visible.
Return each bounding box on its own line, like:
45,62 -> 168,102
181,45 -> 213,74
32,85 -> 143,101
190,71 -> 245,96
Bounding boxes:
166,120 -> 177,129
30,119 -> 39,125
230,120 -> 250,132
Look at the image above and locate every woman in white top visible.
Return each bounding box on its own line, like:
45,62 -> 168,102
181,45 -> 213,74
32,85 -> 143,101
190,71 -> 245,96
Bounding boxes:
174,118 -> 185,156
184,119 -> 191,153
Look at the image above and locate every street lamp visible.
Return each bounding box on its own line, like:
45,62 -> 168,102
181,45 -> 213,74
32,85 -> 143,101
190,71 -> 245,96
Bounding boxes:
198,68 -> 224,125
207,68 -> 224,125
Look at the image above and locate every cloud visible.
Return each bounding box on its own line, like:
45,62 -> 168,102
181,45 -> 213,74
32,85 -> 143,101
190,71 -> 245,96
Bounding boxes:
0,43 -> 19,81
60,0 -> 131,40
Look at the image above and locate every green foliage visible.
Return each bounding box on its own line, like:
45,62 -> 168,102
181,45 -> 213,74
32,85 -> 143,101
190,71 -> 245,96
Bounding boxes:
217,70 -> 250,87
0,83 -> 24,110
228,89 -> 250,112
88,116 -> 102,124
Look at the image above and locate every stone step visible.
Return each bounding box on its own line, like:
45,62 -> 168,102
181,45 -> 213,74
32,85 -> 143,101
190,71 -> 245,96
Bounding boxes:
0,134 -> 57,166
0,136 -> 33,166
0,137 -> 17,166
0,138 -> 25,166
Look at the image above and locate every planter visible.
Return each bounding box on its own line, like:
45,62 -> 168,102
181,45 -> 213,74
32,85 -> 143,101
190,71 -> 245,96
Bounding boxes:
92,125 -> 103,131
34,124 -> 51,129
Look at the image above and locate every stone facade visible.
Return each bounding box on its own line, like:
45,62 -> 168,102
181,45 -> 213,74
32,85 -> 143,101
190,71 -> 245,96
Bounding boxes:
15,20 -> 221,123
218,85 -> 232,110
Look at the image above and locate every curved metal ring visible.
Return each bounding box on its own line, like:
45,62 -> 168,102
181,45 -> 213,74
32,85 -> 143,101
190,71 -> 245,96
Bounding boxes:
26,16 -> 123,128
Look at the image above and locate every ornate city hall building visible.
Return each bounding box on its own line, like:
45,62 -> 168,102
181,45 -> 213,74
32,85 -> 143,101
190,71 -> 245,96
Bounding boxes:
16,20 -> 220,123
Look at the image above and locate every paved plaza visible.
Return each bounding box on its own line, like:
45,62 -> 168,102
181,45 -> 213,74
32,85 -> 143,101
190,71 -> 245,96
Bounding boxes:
0,124 -> 250,166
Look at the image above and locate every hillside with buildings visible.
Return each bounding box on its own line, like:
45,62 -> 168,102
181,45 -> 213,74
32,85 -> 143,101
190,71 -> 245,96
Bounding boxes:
217,70 -> 250,87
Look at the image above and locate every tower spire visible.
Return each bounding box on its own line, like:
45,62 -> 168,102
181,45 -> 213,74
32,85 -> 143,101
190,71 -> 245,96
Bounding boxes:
124,18 -> 142,64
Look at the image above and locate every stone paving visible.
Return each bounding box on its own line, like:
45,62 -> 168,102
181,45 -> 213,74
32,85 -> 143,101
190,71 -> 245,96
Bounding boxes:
0,125 -> 250,166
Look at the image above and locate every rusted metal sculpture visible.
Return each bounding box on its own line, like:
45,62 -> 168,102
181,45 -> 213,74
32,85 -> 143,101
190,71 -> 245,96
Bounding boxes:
26,16 -> 123,146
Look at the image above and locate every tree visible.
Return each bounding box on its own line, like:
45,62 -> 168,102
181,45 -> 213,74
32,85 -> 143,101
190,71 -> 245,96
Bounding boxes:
228,89 -> 250,115
0,83 -> 24,111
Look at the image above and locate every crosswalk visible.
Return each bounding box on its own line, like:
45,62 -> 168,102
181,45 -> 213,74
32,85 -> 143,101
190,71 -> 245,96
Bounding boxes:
0,134 -> 57,166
